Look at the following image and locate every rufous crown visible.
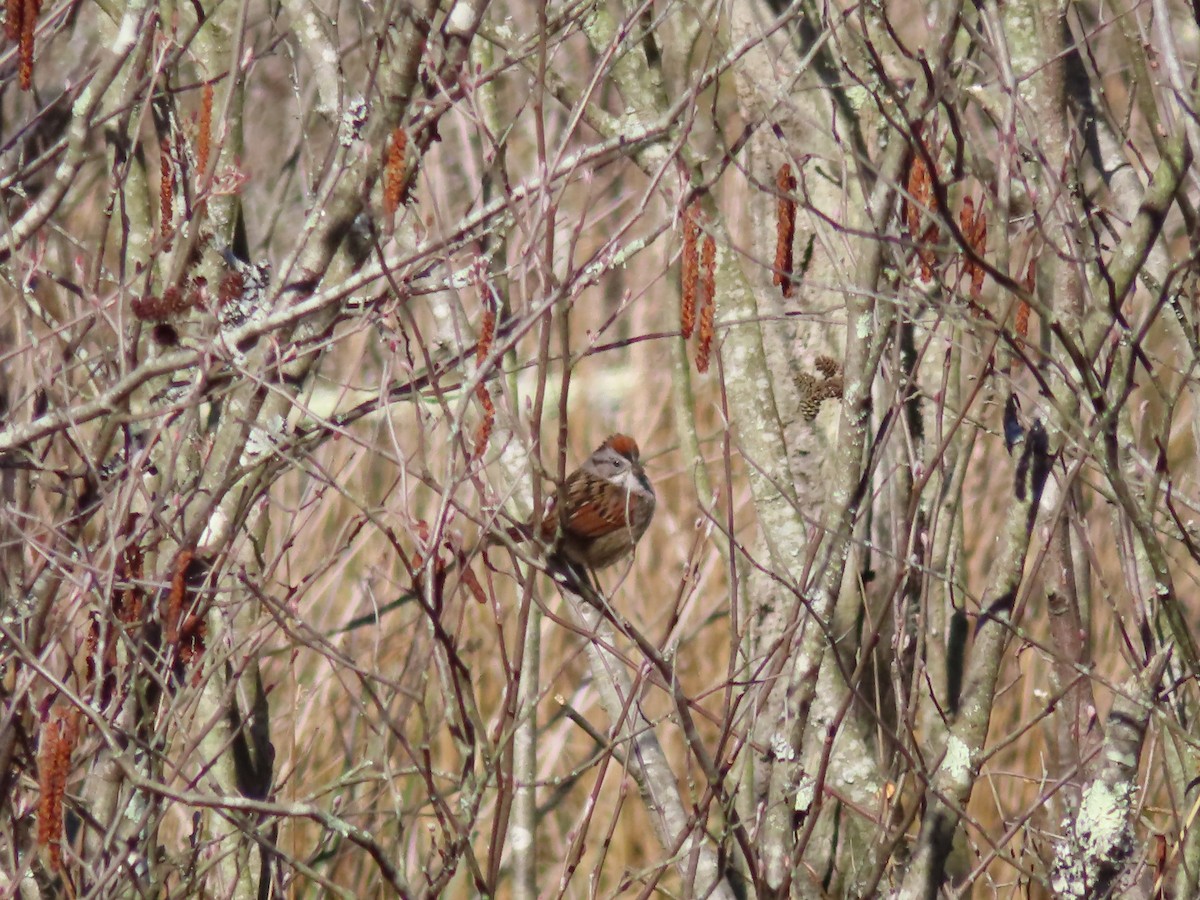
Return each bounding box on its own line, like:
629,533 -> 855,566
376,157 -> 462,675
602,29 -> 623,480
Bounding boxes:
603,434 -> 640,461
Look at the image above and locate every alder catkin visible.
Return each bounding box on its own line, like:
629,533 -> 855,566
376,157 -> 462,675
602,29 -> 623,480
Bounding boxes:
695,234 -> 717,373
384,127 -> 407,217
961,197 -> 987,300
774,163 -> 797,298
680,203 -> 700,338
160,138 -> 174,241
197,83 -> 214,178
700,233 -> 716,307
5,0 -> 20,41
477,308 -> 495,366
18,0 -> 39,90
164,549 -> 194,647
474,383 -> 494,458
37,706 -> 81,871
906,148 -> 938,279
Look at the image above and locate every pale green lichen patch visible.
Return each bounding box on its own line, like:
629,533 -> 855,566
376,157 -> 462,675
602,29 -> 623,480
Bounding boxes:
794,773 -> 816,812
1050,780 -> 1134,898
855,312 -> 872,339
942,735 -> 972,785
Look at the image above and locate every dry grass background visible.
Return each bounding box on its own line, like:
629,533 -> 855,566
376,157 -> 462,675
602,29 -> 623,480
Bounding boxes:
3,0 -> 1199,896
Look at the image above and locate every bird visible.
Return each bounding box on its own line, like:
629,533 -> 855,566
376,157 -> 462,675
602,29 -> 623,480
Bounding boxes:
492,434 -> 656,570
1003,393 -> 1026,455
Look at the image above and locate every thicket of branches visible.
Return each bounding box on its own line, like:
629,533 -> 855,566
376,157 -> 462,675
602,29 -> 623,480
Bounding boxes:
2,0 -> 1199,896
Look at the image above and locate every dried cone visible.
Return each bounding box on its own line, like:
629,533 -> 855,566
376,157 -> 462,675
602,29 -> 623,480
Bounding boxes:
680,203 -> 700,338
384,126 -> 407,218
774,163 -> 797,298
819,374 -> 844,404
37,706 -> 81,871
794,372 -> 821,420
815,354 -> 841,379
795,356 -> 844,420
